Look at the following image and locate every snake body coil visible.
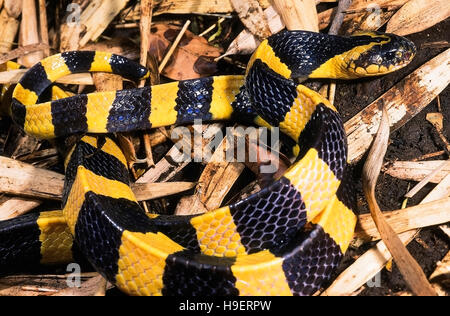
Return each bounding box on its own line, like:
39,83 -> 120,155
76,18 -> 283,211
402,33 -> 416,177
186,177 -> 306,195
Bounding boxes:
1,30 -> 415,296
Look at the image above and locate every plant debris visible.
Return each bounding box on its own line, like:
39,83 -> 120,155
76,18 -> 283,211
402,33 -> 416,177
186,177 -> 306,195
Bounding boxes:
0,0 -> 448,297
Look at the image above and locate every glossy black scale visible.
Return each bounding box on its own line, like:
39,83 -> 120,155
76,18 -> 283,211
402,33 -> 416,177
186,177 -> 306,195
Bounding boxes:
51,94 -> 89,137
268,30 -> 387,78
245,60 -> 297,127
175,78 -> 214,124
229,177 -> 307,253
162,250 -> 238,296
272,225 -> 342,296
106,87 -> 152,132
0,213 -> 42,273
297,104 -> 347,181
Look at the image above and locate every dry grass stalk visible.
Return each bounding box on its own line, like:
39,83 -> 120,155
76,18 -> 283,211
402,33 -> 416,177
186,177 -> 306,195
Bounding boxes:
405,160 -> 450,198
362,107 -> 436,296
346,48 -> 450,163
0,43 -> 49,64
0,69 -> 94,85
125,0 -> 272,18
158,19 -> 191,73
137,124 -> 223,184
386,0 -> 450,36
38,0 -> 49,57
322,172 -> 450,296
231,0 -> 271,39
386,160 -> 450,183
270,0 -> 318,31
0,155 -> 196,205
3,0 -> 22,18
355,197 -> 450,241
175,125 -> 246,215
18,0 -> 44,67
79,0 -> 130,47
0,197 -> 42,220
0,8 -> 20,53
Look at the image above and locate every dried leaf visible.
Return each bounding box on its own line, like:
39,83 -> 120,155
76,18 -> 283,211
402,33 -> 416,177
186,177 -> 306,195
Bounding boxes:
231,0 -> 271,39
148,23 -> 222,80
18,0 -> 43,67
386,0 -> 450,36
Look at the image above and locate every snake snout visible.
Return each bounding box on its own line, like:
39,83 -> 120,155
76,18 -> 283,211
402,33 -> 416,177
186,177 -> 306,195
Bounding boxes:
350,33 -> 416,76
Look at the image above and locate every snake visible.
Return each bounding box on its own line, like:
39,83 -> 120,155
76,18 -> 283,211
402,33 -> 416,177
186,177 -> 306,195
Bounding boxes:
0,30 -> 416,296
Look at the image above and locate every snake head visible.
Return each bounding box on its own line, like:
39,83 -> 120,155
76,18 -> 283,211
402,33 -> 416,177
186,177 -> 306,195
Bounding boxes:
346,32 -> 417,76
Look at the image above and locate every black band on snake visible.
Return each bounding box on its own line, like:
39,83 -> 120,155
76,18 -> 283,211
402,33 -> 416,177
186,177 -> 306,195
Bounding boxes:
0,30 -> 416,296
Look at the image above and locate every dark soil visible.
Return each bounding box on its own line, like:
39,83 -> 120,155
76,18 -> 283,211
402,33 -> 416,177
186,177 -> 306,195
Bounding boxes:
0,12 -> 448,296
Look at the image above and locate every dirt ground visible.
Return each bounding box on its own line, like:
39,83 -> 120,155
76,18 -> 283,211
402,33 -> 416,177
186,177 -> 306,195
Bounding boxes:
0,12 -> 448,296
335,18 -> 450,296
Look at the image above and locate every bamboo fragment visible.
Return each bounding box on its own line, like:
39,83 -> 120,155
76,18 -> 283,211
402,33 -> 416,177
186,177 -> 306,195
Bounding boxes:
0,43 -> 49,64
322,173 -> 450,296
38,0 -> 49,57
132,182 -> 196,202
137,124 -> 223,184
386,0 -> 450,36
231,0 -> 271,39
79,0 -> 130,47
18,0 -> 43,67
3,0 -> 22,18
0,156 -> 64,200
124,0 -> 272,18
0,8 -> 20,53
175,125 -> 246,215
0,197 -> 42,220
429,251 -> 450,287
270,0 -> 318,31
0,69 -> 94,85
405,160 -> 450,198
355,197 -> 450,241
362,107 -> 436,296
0,156 -> 195,203
386,160 -> 450,183
346,49 -> 450,163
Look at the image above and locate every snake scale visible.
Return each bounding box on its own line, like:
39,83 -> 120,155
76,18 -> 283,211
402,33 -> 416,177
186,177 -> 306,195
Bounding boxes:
0,30 -> 416,296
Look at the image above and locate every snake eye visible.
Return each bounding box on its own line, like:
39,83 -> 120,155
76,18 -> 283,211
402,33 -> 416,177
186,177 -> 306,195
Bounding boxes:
375,55 -> 383,65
